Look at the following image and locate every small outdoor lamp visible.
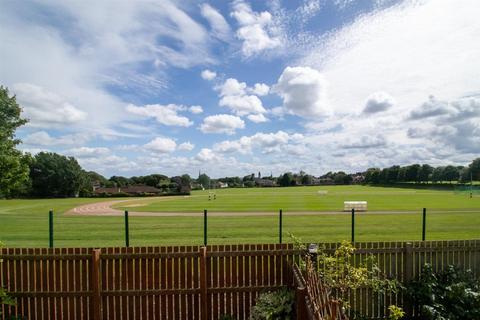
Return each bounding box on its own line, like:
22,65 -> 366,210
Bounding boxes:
308,243 -> 318,254
308,243 -> 319,268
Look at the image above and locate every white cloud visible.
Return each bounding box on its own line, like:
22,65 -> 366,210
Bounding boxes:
273,66 -> 330,118
178,141 -> 195,151
213,130 -> 304,155
247,113 -> 269,123
126,104 -> 193,127
217,78 -> 247,96
200,4 -> 231,41
363,91 -> 395,114
23,131 -> 90,146
219,95 -> 266,116
195,148 -> 219,162
249,83 -> 270,96
216,78 -> 267,116
231,0 -> 282,57
189,105 -> 204,114
144,137 -> 177,153
201,69 -> 217,81
66,147 -> 110,158
299,0 -> 480,116
12,83 -> 87,128
200,114 -> 245,135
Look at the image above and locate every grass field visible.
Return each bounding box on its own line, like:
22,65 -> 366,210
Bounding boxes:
0,186 -> 479,247
114,185 -> 480,212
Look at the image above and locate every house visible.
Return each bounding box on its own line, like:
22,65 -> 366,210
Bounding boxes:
94,185 -> 162,196
255,178 -> 276,187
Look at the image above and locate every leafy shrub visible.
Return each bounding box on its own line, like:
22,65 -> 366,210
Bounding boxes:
407,263 -> 480,320
250,288 -> 294,320
387,305 -> 405,320
0,241 -> 16,315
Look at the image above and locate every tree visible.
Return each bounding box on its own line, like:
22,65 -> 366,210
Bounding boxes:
301,174 -> 313,185
198,173 -> 210,189
443,165 -> 459,184
0,86 -> 30,198
418,164 -> 433,183
431,166 -> 444,183
469,158 -> 480,181
30,152 -> 87,197
109,176 -> 132,187
365,168 -> 381,184
279,173 -> 293,187
405,164 -> 421,183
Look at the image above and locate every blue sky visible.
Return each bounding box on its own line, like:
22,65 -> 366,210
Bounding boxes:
1,0 -> 480,178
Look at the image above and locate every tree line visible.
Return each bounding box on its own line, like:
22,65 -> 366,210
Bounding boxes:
364,161 -> 479,185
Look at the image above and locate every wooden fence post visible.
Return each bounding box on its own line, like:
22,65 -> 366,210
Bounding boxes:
403,242 -> 413,318
200,246 -> 208,320
296,286 -> 308,320
91,249 -> 102,320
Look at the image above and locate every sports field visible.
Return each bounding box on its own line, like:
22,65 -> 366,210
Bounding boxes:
0,186 -> 478,247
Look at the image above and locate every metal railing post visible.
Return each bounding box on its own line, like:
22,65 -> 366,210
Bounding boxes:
203,209 -> 208,246
49,209 -> 53,248
422,208 -> 426,241
279,209 -> 283,244
351,208 -> 355,243
125,210 -> 130,247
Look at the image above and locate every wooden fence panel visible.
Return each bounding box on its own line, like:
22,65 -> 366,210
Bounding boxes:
1,240 -> 479,319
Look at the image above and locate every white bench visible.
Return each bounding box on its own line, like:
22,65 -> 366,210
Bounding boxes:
344,201 -> 367,212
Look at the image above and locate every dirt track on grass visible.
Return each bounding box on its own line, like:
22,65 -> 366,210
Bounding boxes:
65,199 -> 478,217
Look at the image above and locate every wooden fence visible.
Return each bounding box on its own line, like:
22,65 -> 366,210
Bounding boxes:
293,259 -> 346,320
0,244 -> 299,320
1,240 -> 479,320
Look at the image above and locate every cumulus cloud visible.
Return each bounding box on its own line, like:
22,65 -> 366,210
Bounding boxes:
200,114 -> 245,135
195,148 -> 219,162
407,96 -> 480,153
408,96 -> 452,120
201,69 -> 217,81
247,113 -> 269,123
126,104 -> 193,127
12,83 -> 87,127
189,105 -> 204,114
273,66 -> 330,118
216,78 -> 267,116
231,0 -> 282,57
178,141 -> 195,151
200,4 -> 231,41
144,137 -> 177,153
213,130 -> 305,155
363,91 -> 395,114
249,83 -> 270,96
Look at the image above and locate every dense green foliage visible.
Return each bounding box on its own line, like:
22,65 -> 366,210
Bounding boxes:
250,288 -> 294,320
29,152 -> 89,197
407,264 -> 480,320
0,86 -> 30,198
364,160 -> 478,185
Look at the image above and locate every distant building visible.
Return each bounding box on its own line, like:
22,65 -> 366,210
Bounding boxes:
255,178 -> 276,187
217,182 -> 229,188
94,185 -> 162,196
